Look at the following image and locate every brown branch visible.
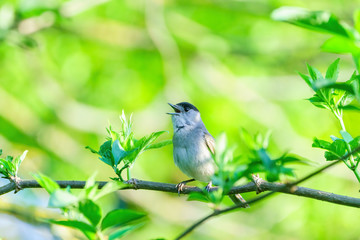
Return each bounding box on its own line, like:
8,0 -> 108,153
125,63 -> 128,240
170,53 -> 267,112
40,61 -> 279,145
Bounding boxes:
1,178 -> 360,208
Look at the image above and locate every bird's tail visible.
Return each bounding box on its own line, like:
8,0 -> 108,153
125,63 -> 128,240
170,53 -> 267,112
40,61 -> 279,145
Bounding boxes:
229,193 -> 250,208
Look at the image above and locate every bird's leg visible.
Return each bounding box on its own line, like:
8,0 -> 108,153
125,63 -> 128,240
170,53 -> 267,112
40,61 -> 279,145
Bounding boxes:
205,181 -> 212,192
176,178 -> 195,195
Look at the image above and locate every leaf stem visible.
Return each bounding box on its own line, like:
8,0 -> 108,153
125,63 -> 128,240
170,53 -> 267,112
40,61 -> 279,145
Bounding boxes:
127,167 -> 131,181
335,111 -> 360,182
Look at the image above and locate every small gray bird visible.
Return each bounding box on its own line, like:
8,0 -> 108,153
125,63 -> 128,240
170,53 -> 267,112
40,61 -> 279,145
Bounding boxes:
167,102 -> 249,207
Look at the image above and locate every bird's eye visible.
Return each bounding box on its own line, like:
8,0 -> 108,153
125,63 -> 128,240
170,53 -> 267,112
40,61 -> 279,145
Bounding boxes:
184,108 -> 189,112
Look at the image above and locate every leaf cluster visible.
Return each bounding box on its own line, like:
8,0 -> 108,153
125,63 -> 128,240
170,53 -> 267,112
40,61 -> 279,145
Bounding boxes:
240,130 -> 307,182
34,173 -> 146,240
86,111 -> 172,181
0,149 -> 27,179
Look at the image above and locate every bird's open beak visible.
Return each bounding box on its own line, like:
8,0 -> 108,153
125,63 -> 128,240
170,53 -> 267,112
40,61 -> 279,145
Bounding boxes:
167,103 -> 181,115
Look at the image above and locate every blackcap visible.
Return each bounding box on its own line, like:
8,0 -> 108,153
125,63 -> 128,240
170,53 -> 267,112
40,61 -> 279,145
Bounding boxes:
168,102 -> 249,207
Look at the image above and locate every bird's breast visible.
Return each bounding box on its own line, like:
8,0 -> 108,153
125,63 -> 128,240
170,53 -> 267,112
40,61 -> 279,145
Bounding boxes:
173,131 -> 215,182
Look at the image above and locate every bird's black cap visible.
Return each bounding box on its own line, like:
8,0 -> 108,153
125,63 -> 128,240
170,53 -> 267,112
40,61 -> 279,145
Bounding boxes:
176,102 -> 199,112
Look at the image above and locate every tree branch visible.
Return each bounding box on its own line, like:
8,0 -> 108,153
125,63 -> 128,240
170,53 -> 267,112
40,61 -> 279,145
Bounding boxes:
1,178 -> 360,208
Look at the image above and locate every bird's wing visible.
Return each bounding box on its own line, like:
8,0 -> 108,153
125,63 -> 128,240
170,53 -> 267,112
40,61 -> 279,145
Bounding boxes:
204,132 -> 216,155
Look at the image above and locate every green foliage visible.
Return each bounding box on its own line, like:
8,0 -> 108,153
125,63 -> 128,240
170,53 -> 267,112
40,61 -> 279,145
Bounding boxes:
34,173 -> 146,240
0,150 -> 27,179
188,132 -> 306,205
86,111 -> 172,181
240,129 -> 307,182
272,7 -> 360,70
298,59 -> 360,181
33,173 -> 60,194
101,209 -> 146,231
298,59 -> 358,120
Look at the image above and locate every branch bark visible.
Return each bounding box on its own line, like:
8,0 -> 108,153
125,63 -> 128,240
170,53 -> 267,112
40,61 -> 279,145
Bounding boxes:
1,178 -> 360,208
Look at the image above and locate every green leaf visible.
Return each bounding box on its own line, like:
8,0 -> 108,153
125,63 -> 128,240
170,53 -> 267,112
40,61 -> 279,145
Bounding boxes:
271,7 -> 350,38
322,36 -> 360,54
79,199 -> 102,227
279,167 -> 296,177
257,149 -> 273,170
187,192 -> 210,203
312,138 -> 332,150
94,181 -> 126,201
112,140 -> 129,166
146,139 -> 173,150
109,224 -> 144,240
101,209 -> 146,231
13,150 -> 28,176
324,151 -> 339,161
298,72 -> 313,89
340,130 -> 353,143
325,58 -> 340,82
33,173 -> 60,194
308,95 -> 328,109
85,146 -> 98,154
0,158 -> 14,177
48,189 -> 78,208
324,139 -> 347,160
82,173 -> 99,200
0,149 -> 2,156
99,140 -> 114,166
307,63 -> 324,81
350,136 -> 360,151
48,220 -> 96,239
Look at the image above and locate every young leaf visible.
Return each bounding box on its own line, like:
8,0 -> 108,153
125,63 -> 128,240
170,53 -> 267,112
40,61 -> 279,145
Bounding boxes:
308,95 -> 328,109
298,72 -> 313,89
0,158 -> 14,177
48,220 -> 96,239
271,7 -> 350,38
93,181 -> 126,201
33,173 -> 60,194
187,192 -> 210,203
312,138 -> 332,150
322,36 -> 360,55
48,189 -> 78,208
325,58 -> 340,82
145,139 -> 172,150
307,63 -> 324,81
340,130 -> 353,143
79,199 -> 102,227
101,209 -> 146,231
85,146 -> 98,154
109,224 -> 144,240
99,140 -> 114,166
112,140 -> 128,166
349,136 -> 360,151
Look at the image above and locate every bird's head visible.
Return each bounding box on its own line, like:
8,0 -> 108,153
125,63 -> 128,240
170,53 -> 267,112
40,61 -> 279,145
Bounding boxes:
167,102 -> 201,130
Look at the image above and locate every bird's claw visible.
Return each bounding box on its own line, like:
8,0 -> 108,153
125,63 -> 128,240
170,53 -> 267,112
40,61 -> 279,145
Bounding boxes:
176,182 -> 186,196
126,178 -> 139,189
205,181 -> 212,192
251,174 -> 263,194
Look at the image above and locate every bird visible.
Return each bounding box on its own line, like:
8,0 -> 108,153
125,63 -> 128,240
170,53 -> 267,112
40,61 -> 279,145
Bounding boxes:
167,102 -> 249,207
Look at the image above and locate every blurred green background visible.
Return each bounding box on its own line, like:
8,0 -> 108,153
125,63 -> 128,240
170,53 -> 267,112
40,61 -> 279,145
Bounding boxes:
1,0 -> 360,239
